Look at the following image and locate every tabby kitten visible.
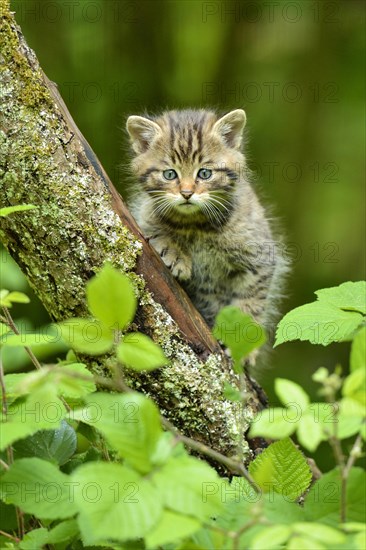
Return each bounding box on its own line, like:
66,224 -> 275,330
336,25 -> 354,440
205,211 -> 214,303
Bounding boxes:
126,109 -> 287,342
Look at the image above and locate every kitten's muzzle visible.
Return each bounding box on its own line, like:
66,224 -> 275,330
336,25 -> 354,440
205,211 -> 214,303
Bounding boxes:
180,189 -> 194,200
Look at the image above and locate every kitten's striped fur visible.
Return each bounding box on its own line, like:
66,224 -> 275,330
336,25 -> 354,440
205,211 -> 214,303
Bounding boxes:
126,109 -> 288,355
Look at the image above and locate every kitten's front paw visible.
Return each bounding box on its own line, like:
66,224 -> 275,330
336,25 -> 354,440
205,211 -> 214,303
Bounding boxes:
150,237 -> 192,281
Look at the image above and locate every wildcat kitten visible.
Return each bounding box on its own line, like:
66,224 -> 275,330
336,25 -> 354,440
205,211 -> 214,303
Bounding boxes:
126,109 -> 287,343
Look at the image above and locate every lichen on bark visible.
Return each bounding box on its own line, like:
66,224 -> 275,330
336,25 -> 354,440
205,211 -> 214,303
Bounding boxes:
0,3 -> 264,468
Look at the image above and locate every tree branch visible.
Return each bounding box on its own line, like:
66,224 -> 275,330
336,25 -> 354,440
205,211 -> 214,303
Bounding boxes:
0,1 -> 266,471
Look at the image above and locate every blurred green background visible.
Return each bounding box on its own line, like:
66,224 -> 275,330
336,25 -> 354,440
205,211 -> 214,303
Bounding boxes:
2,0 -> 365,468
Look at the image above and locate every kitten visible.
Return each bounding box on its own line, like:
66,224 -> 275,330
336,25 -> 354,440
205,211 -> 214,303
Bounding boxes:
126,109 -> 288,350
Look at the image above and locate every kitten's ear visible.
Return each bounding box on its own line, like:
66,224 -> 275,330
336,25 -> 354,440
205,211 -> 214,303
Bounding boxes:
212,109 -> 246,150
126,116 -> 162,154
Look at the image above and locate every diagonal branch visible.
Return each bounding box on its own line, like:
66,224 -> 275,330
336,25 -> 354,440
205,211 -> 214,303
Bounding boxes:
0,1 -> 266,471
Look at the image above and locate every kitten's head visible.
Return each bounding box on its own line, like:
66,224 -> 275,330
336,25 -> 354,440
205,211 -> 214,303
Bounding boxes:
126,109 -> 247,227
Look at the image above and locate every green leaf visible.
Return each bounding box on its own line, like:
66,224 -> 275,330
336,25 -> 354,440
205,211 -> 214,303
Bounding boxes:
336,398 -> 365,439
275,378 -> 310,411
296,412 -> 324,452
248,408 -> 298,439
287,535 -> 325,549
71,393 -> 163,473
52,363 -> 96,399
13,420 -> 77,465
19,528 -> 49,550
0,458 -> 77,519
3,383 -> 66,448
0,290 -> 30,309
71,462 -> 162,544
249,438 -> 312,500
304,467 -> 366,525
263,492 -> 305,524
145,510 -> 201,548
0,204 -> 37,217
292,522 -> 346,545
19,522 -> 79,550
58,318 -> 113,355
0,332 -> 58,347
151,455 -> 224,521
54,363 -> 96,398
4,373 -> 29,399
19,519 -> 79,548
0,322 -> 11,338
315,281 -> 366,314
9,364 -> 96,399
117,332 -> 168,371
343,368 -> 366,405
223,381 -> 242,402
49,520 -> 79,543
250,525 -> 291,550
351,327 -> 366,372
275,301 -> 363,346
0,422 -> 41,451
213,306 -> 266,371
86,263 -> 137,330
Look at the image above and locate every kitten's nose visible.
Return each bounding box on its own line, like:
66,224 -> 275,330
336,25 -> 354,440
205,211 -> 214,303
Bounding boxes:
180,189 -> 193,200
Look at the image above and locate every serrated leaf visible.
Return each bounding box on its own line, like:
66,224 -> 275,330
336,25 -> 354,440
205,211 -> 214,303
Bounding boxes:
117,332 -> 168,371
248,408 -> 298,439
213,306 -> 266,371
351,327 -> 366,372
58,318 -> 113,355
250,524 -> 291,549
275,302 -> 363,346
151,456 -> 224,521
275,378 -> 310,411
145,510 -> 200,548
249,438 -> 312,500
0,458 -> 77,519
0,204 -> 37,217
72,462 -> 162,544
71,393 -> 163,473
86,263 -> 137,330
296,412 -> 324,452
315,281 -> 366,314
13,420 -> 77,465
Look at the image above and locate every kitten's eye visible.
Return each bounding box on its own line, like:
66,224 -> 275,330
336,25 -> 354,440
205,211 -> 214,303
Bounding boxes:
197,168 -> 212,180
163,169 -> 178,181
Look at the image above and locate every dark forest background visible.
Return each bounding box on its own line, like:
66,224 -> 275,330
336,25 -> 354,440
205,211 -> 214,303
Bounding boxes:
2,0 -> 365,469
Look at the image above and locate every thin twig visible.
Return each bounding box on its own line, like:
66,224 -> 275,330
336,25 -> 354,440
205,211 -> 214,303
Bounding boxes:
0,458 -> 10,470
2,306 -> 43,370
0,530 -> 20,543
1,309 -> 71,412
0,353 -> 25,538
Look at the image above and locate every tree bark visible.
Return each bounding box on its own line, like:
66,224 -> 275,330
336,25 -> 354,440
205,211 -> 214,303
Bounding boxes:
0,1 -> 266,470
